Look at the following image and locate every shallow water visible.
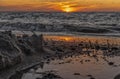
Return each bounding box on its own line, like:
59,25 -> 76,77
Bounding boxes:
22,35 -> 120,79
39,56 -> 120,79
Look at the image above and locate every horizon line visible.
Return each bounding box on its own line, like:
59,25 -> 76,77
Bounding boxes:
0,11 -> 120,13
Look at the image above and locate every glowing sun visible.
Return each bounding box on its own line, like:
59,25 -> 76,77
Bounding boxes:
64,7 -> 72,12
62,6 -> 74,12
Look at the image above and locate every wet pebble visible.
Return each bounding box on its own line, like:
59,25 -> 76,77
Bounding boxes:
59,62 -> 64,64
87,75 -> 92,77
108,62 -> 114,65
90,77 -> 95,79
85,59 -> 90,62
73,73 -> 81,75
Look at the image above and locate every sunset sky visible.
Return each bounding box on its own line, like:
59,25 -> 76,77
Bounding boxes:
0,0 -> 120,12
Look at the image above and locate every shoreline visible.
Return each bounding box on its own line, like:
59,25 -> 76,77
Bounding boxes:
0,30 -> 119,38
0,31 -> 120,79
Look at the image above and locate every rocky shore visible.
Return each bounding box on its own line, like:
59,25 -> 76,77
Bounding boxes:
0,31 -> 45,79
0,31 -> 120,79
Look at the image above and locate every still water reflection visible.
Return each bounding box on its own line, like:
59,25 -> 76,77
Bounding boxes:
22,35 -> 120,79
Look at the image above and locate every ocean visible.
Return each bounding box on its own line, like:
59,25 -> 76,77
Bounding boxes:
0,12 -> 120,36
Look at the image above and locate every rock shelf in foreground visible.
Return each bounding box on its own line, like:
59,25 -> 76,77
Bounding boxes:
0,31 -> 43,70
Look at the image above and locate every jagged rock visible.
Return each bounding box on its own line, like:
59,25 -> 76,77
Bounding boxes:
17,33 -> 44,55
0,31 -> 22,69
30,34 -> 43,52
17,34 -> 35,55
0,31 -> 44,71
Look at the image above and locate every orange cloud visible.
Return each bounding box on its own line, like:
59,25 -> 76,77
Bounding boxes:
0,0 -> 120,12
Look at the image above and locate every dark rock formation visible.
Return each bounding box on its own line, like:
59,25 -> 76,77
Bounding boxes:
17,33 -> 44,55
30,34 -> 43,52
0,31 -> 44,70
0,31 -> 22,69
17,34 -> 35,55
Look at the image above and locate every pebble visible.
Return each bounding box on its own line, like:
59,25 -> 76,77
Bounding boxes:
73,73 -> 81,75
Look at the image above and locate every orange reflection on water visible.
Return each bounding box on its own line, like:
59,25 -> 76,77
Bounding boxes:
44,36 -> 75,42
44,35 -> 120,45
